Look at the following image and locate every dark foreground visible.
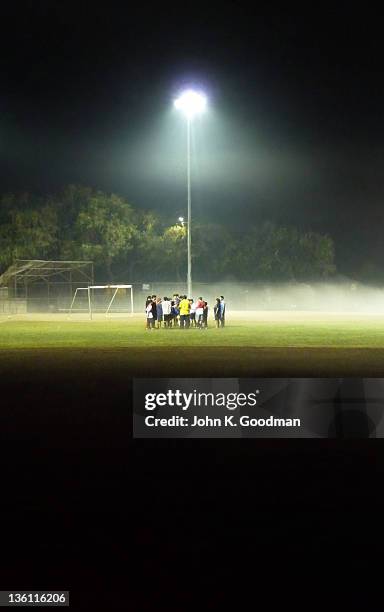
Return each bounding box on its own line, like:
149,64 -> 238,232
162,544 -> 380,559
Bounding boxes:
1,345 -> 384,377
0,352 -> 383,608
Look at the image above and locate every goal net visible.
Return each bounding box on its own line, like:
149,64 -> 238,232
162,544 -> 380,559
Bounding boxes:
69,285 -> 134,319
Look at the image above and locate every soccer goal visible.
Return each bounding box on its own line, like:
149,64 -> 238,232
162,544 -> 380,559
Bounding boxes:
69,284 -> 134,319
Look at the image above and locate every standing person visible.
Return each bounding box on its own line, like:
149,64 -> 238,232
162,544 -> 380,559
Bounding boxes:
189,299 -> 196,327
203,301 -> 209,328
162,297 -> 172,328
170,299 -> 176,327
172,297 -> 180,327
173,294 -> 180,327
156,297 -> 163,328
151,295 -> 157,327
145,295 -> 153,329
214,297 -> 222,328
220,296 -> 226,327
179,295 -> 191,328
196,297 -> 205,329
146,301 -> 155,330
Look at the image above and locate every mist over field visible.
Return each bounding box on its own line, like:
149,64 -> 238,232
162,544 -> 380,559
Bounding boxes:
4,278 -> 384,315
141,281 -> 384,313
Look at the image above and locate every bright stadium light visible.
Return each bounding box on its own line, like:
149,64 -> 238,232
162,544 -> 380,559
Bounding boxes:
174,89 -> 207,119
174,88 -> 207,297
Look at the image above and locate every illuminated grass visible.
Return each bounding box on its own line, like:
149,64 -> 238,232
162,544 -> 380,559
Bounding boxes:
1,314 -> 384,376
1,316 -> 384,348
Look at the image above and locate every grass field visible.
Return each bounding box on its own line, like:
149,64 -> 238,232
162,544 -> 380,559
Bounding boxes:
1,311 -> 384,375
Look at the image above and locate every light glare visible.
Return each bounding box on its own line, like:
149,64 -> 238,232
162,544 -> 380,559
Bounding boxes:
174,89 -> 207,119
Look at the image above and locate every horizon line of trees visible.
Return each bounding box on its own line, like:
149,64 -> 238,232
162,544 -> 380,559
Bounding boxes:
0,185 -> 336,283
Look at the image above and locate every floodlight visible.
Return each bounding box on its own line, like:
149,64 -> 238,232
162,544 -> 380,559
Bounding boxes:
173,87 -> 208,298
174,89 -> 207,119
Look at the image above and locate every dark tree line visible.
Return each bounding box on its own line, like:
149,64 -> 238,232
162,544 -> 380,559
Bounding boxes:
0,185 -> 336,282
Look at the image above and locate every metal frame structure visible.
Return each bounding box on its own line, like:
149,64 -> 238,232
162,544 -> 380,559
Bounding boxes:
0,260 -> 94,302
69,284 -> 134,319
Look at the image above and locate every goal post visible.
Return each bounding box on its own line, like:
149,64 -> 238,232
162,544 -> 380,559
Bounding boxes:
69,284 -> 134,319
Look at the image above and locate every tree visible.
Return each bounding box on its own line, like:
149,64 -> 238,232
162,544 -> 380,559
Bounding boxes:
126,211 -> 164,281
58,188 -> 137,281
191,223 -> 237,280
296,232 -> 336,279
0,186 -> 337,283
0,203 -> 58,272
162,223 -> 188,281
223,222 -> 336,281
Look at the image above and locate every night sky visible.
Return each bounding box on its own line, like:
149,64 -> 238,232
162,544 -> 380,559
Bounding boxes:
1,2 -> 384,277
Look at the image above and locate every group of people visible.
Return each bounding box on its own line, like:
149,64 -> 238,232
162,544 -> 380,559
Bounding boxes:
145,293 -> 226,330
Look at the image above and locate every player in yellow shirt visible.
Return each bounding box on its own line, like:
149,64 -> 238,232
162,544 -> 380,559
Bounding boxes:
179,295 -> 191,328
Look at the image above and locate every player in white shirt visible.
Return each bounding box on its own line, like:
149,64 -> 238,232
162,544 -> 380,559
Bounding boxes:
189,299 -> 197,327
162,297 -> 172,328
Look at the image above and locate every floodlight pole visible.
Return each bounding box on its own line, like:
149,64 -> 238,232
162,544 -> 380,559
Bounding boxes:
187,118 -> 192,298
175,89 -> 206,297
88,286 -> 92,321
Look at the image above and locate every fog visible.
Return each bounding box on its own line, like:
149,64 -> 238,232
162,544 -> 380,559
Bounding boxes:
6,281 -> 384,315
140,281 -> 384,313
